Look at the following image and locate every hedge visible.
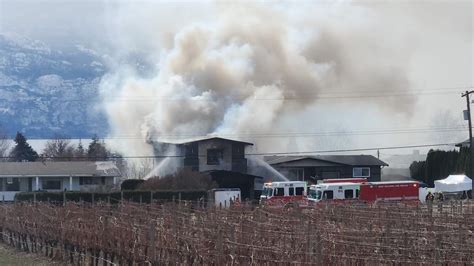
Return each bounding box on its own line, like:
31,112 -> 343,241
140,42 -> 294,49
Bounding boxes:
14,190 -> 207,203
121,179 -> 145,190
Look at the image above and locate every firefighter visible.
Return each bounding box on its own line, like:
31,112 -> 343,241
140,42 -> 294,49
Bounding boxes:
437,192 -> 444,202
425,192 -> 434,203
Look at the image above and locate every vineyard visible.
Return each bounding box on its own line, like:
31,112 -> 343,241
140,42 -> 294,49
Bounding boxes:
0,201 -> 473,265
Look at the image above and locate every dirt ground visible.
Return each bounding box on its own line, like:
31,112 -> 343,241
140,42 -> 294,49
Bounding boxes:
0,244 -> 62,266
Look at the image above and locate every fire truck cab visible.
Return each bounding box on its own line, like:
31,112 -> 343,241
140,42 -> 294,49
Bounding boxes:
308,183 -> 361,202
260,181 -> 307,206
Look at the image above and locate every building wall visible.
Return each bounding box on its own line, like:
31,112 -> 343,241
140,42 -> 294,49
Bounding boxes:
198,139 -> 234,172
231,143 -> 247,173
274,165 -> 382,182
19,178 -> 29,191
0,177 -> 29,192
0,176 -> 115,192
29,176 -> 75,191
0,176 -> 116,201
179,140 -> 250,174
183,142 -> 199,171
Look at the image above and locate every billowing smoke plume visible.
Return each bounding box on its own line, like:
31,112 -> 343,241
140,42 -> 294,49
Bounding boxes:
100,2 -> 423,160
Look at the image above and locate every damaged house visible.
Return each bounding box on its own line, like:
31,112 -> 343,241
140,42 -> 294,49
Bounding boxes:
153,137 -> 262,200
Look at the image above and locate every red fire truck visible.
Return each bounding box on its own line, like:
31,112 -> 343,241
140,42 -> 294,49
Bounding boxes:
359,181 -> 419,202
308,181 -> 420,204
260,181 -> 308,207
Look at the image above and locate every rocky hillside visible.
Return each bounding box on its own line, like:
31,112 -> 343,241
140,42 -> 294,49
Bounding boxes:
0,34 -> 107,138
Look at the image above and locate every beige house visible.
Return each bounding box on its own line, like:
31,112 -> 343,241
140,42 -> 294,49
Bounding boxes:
0,161 -> 121,201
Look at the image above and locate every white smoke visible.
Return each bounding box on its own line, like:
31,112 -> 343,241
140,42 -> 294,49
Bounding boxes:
99,1 -> 472,164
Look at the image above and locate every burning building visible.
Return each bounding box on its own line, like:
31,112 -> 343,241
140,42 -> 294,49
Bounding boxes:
152,136 -> 262,200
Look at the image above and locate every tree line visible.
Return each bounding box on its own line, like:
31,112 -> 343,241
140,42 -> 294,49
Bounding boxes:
409,148 -> 471,186
1,132 -> 116,162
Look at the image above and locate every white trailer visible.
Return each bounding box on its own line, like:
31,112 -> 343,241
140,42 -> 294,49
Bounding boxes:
209,188 -> 241,208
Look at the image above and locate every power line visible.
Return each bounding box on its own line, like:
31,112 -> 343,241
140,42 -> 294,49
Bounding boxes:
246,143 -> 457,156
112,127 -> 468,139
18,86 -> 471,103
12,125 -> 468,140
59,91 -> 460,102
0,142 -> 457,160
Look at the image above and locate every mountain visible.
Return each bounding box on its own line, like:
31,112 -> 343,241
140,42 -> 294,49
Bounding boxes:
0,33 -> 108,138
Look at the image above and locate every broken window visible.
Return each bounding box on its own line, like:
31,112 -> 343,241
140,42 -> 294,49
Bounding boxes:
207,149 -> 224,165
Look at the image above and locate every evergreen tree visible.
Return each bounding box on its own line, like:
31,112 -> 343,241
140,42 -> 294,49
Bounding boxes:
412,149 -> 464,187
9,132 -> 39,162
87,135 -> 109,161
75,139 -> 85,160
409,161 -> 425,182
456,147 -> 470,176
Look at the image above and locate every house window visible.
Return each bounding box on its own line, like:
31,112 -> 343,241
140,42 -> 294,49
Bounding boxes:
80,177 -> 101,185
207,149 -> 223,165
353,167 -> 370,177
43,180 -> 62,190
5,178 -> 20,191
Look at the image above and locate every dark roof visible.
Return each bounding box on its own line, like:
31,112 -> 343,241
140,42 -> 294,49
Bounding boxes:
155,136 -> 254,146
0,161 -> 121,177
265,155 -> 388,167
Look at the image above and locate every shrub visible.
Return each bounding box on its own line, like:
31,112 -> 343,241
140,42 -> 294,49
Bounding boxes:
14,190 -> 207,203
138,169 -> 218,191
121,179 -> 145,190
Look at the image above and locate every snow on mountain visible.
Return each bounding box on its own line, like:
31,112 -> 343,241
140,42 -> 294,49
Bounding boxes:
0,33 -> 108,138
36,74 -> 63,89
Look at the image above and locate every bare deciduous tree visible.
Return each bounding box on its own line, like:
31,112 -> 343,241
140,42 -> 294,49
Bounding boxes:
42,136 -> 75,161
124,158 -> 155,179
0,131 -> 10,161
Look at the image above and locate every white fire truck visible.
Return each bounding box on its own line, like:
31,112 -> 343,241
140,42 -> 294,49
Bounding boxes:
308,182 -> 361,202
260,181 -> 308,207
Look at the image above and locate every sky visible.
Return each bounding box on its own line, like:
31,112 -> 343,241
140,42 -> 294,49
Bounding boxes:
0,0 -> 473,158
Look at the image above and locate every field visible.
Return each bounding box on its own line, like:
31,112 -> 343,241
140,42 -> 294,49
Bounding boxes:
0,244 -> 60,266
0,201 -> 473,265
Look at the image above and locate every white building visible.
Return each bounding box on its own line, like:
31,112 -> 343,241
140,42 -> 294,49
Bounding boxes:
0,161 -> 121,201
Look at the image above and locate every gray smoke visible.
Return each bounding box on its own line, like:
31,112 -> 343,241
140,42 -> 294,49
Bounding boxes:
99,1 -> 470,159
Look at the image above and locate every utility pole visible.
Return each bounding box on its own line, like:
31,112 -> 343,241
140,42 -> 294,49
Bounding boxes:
461,90 -> 474,198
